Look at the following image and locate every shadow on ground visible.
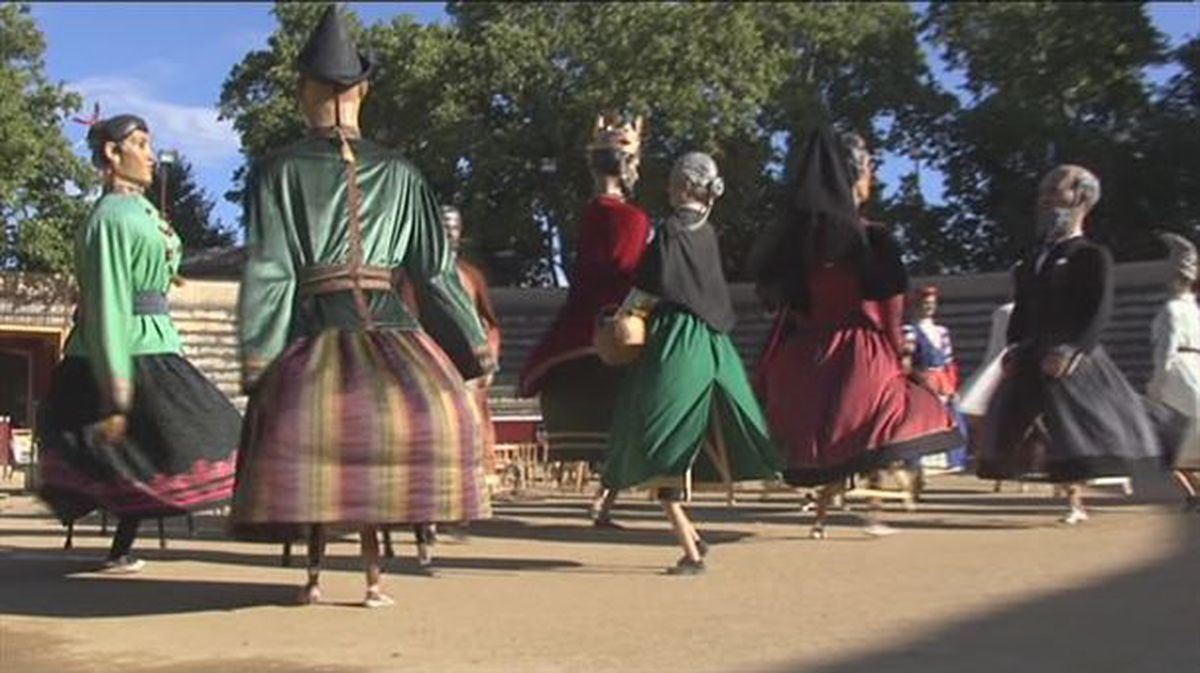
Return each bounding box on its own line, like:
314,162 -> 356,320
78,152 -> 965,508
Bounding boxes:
0,565 -> 297,617
757,476 -> 1200,673
0,625 -> 370,673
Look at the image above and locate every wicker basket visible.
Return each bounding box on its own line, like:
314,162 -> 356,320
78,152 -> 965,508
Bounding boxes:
594,311 -> 646,366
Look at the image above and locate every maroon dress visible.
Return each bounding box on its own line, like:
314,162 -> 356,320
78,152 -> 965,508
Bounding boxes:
518,195 -> 651,462
756,262 -> 962,486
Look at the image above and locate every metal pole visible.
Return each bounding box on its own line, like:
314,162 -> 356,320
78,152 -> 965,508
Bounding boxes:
159,166 -> 167,219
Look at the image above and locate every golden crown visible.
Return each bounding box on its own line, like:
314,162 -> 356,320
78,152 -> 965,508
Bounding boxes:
586,114 -> 644,156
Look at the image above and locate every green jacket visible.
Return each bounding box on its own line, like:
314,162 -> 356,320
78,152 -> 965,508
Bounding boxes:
64,193 -> 184,412
238,135 -> 492,390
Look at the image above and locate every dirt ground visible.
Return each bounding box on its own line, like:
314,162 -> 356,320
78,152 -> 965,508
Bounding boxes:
1,472 -> 1197,673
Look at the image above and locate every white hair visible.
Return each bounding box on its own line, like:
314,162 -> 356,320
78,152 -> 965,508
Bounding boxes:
670,152 -> 725,202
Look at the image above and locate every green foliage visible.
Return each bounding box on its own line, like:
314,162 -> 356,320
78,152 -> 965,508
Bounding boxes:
217,2 -> 1198,281
148,156 -> 236,251
220,1 -> 947,285
923,1 -> 1193,268
0,3 -> 95,274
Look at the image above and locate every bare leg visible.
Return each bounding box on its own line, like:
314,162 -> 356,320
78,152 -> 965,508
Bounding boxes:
863,471 -> 899,536
414,523 -> 434,569
1062,483 -> 1088,524
662,497 -> 704,573
1173,470 -> 1198,498
361,526 -> 392,607
302,524 -> 325,604
382,528 -> 395,558
811,482 -> 845,539
890,465 -> 918,512
591,487 -> 622,528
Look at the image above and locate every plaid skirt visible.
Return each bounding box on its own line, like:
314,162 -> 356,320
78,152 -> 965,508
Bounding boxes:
231,329 -> 490,538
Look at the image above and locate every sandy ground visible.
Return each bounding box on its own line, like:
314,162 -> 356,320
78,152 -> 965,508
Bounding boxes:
1,472 -> 1197,673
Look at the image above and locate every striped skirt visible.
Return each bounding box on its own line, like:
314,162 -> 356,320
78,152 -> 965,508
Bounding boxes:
231,329 -> 490,538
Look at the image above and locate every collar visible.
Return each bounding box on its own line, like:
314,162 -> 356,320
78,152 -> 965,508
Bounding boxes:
106,183 -> 146,197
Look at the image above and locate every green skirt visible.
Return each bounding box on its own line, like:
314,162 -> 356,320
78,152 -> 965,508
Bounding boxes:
602,307 -> 783,491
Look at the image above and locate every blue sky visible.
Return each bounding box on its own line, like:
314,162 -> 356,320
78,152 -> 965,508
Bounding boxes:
29,2 -> 1199,233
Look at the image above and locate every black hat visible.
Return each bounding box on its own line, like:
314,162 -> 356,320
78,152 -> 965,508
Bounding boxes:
297,5 -> 374,88
748,124 -> 867,312
86,114 -> 150,169
790,125 -> 861,231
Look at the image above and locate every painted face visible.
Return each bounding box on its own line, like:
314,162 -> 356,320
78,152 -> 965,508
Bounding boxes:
106,129 -> 156,188
918,295 -> 938,318
853,153 -> 874,206
441,210 -> 463,251
1035,168 -> 1084,242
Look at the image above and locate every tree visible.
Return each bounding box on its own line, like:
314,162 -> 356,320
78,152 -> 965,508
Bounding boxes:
219,2 -> 950,285
881,170 -> 962,275
923,2 -> 1173,268
0,3 -> 95,274
148,156 -> 235,250
1136,36 -> 1200,249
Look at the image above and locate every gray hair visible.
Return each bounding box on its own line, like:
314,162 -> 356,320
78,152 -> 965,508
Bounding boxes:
1161,232 -> 1198,282
670,152 -> 725,202
1041,164 -> 1102,213
439,205 -> 461,220
838,131 -> 870,186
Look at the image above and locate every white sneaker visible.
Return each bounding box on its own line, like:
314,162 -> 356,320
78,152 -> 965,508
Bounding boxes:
417,542 -> 433,567
101,555 -> 145,574
863,523 -> 900,537
363,590 -> 395,608
1060,508 -> 1089,525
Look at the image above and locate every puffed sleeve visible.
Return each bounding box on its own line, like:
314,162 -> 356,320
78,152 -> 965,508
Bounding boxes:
237,161 -> 297,392
78,213 -> 135,413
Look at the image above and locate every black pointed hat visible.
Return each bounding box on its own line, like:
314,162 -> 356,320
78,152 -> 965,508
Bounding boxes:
748,124 -> 867,311
790,125 -> 861,230
297,5 -> 374,88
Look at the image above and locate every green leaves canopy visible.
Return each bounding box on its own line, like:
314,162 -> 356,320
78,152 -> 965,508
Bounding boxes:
217,2 -> 1197,282
219,1 -> 946,285
0,3 -> 95,274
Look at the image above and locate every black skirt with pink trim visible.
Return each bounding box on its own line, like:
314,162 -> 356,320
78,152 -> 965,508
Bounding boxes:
36,355 -> 240,522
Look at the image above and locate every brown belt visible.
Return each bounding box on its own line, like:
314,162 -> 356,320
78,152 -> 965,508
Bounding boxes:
297,265 -> 394,297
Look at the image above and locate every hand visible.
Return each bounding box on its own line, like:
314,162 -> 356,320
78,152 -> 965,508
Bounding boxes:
1040,350 -> 1074,379
88,414 -> 127,446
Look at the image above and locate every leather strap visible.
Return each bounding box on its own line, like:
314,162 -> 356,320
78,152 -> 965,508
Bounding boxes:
297,265 -> 394,297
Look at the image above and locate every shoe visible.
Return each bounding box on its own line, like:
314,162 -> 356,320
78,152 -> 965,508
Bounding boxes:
809,525 -> 826,540
863,523 -> 900,537
417,542 -> 433,567
298,583 -> 321,605
100,555 -> 145,574
592,517 -> 624,530
363,590 -> 395,608
666,558 -> 705,576
1060,508 -> 1089,525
